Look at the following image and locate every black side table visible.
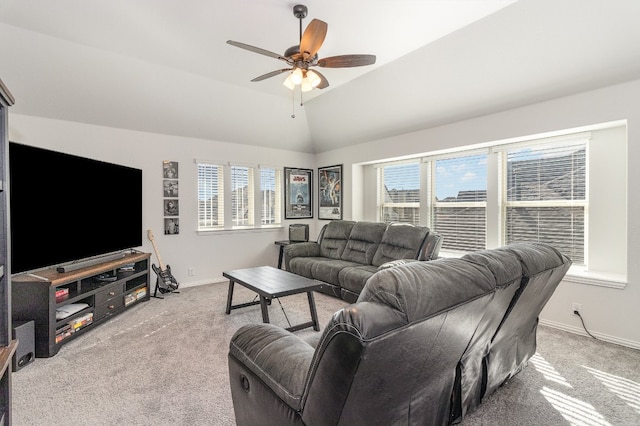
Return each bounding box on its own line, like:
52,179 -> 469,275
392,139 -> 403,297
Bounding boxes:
274,240 -> 291,269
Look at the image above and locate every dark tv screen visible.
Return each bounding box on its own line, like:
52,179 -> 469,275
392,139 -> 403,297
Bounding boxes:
9,142 -> 143,274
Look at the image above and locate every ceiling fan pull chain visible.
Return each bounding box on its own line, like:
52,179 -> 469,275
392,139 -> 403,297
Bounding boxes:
291,88 -> 296,118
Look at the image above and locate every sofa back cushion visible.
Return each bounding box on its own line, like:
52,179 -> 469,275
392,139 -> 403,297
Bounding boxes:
371,223 -> 430,267
340,221 -> 387,264
359,257 -> 496,321
318,220 -> 356,260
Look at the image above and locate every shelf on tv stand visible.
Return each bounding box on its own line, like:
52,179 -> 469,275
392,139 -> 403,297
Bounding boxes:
11,251 -> 151,358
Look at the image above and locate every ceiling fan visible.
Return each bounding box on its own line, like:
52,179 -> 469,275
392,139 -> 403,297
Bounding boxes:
226,4 -> 376,92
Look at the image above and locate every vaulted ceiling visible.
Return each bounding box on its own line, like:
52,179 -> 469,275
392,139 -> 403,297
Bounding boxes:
1,0 -> 640,153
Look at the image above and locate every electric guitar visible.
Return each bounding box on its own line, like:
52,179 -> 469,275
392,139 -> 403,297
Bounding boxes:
147,229 -> 179,296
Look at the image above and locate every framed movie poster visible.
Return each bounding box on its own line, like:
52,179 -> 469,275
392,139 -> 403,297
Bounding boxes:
318,164 -> 343,220
284,167 -> 313,219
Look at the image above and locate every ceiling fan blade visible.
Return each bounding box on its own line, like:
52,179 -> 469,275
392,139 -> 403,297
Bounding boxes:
251,69 -> 292,82
299,19 -> 327,61
227,40 -> 291,64
312,69 -> 330,89
317,54 -> 377,68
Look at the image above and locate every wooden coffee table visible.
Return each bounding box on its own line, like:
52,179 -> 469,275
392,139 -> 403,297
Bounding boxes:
223,266 -> 323,332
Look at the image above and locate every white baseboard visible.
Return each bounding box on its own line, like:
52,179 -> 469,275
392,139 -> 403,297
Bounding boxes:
540,318 -> 640,351
176,277 -> 226,289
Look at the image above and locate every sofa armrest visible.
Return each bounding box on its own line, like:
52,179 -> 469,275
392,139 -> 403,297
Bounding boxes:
283,241 -> 321,270
229,323 -> 315,409
417,231 -> 444,261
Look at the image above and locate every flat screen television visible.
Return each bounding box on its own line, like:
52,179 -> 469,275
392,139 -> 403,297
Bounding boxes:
8,142 -> 143,274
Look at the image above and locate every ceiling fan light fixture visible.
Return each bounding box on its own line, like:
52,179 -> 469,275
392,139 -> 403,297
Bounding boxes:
306,69 -> 321,88
300,78 -> 314,92
283,74 -> 296,89
291,67 -> 304,85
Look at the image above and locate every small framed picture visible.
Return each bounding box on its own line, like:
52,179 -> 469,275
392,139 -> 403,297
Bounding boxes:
163,179 -> 179,197
163,161 -> 179,179
164,218 -> 179,235
164,199 -> 179,216
318,164 -> 342,220
284,167 -> 313,219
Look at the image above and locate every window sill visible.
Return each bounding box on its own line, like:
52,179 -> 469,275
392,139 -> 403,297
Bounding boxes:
563,266 -> 627,290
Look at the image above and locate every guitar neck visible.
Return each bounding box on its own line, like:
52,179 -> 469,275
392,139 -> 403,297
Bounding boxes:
149,238 -> 166,271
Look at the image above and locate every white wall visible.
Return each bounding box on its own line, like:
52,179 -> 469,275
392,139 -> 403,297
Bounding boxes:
8,115 -> 317,286
316,79 -> 640,349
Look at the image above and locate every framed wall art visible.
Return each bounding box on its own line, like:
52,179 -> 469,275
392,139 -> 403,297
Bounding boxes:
162,160 -> 179,234
284,167 -> 313,219
318,164 -> 342,220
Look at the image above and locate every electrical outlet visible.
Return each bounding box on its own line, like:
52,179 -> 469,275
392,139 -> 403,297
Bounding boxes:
571,302 -> 583,315
187,267 -> 195,277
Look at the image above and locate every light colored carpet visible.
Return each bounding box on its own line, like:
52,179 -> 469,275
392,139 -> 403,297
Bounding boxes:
11,282 -> 640,425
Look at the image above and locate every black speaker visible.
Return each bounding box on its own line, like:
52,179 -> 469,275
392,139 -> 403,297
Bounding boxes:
289,224 -> 309,242
12,320 -> 35,371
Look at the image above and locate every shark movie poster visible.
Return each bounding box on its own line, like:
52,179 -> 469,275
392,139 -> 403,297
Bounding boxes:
285,167 -> 313,218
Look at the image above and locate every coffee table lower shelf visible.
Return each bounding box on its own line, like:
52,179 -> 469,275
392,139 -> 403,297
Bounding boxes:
223,266 -> 323,332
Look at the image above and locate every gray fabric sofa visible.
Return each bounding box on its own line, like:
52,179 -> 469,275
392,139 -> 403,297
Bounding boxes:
228,242 -> 572,425
283,220 -> 443,302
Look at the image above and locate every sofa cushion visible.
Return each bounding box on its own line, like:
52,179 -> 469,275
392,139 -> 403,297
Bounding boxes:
337,264 -> 379,295
288,256 -> 332,280
340,221 -> 387,265
371,223 -> 430,267
311,259 -> 361,286
319,221 -> 356,260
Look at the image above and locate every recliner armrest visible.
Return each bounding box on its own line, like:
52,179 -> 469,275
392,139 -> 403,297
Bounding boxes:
283,242 -> 321,270
229,323 -> 315,409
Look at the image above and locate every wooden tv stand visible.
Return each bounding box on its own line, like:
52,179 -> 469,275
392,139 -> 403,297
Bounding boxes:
11,251 -> 151,358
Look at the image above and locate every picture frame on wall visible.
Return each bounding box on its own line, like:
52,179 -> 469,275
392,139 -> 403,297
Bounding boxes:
164,218 -> 179,235
163,199 -> 179,216
318,164 -> 343,220
162,160 -> 179,178
163,179 -> 179,197
284,167 -> 313,219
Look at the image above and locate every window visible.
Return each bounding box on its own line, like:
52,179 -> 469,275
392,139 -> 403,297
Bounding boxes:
370,124 -> 626,286
431,153 -> 488,252
197,161 -> 282,231
260,167 -> 282,226
501,139 -> 586,264
230,165 -> 254,227
374,135 -> 590,265
377,162 -> 420,224
198,163 -> 224,230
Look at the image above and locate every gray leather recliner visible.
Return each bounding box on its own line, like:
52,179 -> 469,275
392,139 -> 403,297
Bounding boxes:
228,243 -> 571,425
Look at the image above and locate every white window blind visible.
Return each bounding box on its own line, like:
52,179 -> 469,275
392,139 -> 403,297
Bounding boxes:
198,163 -> 224,230
231,165 -> 254,227
432,153 -> 488,252
377,162 -> 420,224
503,139 -> 587,264
260,167 -> 282,225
